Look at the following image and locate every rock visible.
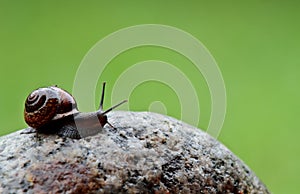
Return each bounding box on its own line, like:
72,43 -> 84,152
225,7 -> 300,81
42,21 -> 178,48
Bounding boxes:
0,111 -> 269,194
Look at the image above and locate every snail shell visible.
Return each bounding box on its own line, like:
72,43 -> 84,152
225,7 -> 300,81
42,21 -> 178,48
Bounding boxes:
24,86 -> 78,129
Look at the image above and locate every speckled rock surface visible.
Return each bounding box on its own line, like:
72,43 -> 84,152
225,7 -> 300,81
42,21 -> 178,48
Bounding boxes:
0,111 -> 269,194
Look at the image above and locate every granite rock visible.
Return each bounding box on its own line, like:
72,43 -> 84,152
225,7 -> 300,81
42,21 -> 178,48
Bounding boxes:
0,111 -> 269,194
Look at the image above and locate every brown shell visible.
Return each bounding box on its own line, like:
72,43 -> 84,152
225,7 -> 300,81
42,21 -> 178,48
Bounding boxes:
24,87 -> 78,129
50,86 -> 78,120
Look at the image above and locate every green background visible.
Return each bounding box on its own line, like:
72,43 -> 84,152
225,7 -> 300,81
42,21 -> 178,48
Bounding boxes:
0,1 -> 299,193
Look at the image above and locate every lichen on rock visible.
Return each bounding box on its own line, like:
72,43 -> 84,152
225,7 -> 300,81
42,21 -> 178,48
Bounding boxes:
0,111 -> 270,193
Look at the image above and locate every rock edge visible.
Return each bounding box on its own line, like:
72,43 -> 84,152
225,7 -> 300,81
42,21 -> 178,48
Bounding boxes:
0,111 -> 270,194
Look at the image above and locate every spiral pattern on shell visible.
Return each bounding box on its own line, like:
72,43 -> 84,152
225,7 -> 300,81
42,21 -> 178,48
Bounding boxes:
24,87 -> 78,129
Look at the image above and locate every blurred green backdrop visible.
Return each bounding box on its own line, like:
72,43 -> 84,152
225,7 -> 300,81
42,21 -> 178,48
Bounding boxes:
1,1 -> 299,193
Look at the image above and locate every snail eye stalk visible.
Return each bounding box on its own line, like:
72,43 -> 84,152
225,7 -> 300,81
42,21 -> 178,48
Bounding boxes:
97,82 -> 127,115
99,82 -> 106,111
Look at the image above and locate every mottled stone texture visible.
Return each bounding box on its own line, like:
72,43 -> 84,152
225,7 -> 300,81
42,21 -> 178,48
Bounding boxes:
0,111 -> 269,194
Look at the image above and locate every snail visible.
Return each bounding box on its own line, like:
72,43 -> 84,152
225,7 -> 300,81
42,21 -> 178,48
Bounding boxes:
23,82 -> 127,139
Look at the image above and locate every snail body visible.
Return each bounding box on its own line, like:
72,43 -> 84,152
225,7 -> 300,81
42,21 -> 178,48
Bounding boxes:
23,83 -> 126,139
